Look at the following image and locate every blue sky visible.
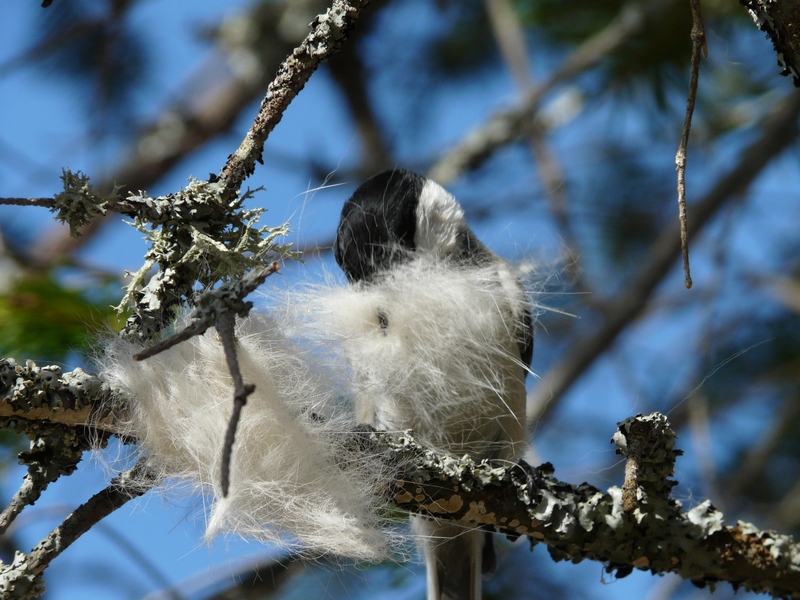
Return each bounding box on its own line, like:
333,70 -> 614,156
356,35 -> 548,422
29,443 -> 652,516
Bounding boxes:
1,1 -> 797,598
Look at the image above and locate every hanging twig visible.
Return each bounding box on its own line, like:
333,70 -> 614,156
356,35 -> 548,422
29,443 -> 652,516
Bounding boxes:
675,0 -> 707,290
527,92 -> 800,426
216,312 -> 256,498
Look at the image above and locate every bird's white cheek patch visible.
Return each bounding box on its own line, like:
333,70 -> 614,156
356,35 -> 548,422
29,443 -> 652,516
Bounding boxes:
415,180 -> 466,256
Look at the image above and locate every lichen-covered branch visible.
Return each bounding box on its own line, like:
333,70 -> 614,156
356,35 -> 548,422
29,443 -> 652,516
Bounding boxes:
741,0 -> 800,86
1,367 -> 798,597
0,358 -> 120,433
429,0 -> 679,184
0,358 -> 124,571
382,414 -> 800,598
0,461 -> 154,599
218,0 -> 373,197
131,262 -> 281,361
114,180 -> 292,341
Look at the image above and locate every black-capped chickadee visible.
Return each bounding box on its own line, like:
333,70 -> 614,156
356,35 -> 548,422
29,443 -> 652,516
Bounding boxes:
334,169 -> 533,600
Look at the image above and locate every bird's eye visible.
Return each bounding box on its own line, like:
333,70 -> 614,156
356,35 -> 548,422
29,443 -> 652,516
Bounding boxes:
377,309 -> 389,334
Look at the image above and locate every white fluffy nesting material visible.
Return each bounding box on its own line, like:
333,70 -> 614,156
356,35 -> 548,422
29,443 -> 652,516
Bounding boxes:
299,256 -> 531,462
100,256 -> 533,561
101,314 -> 393,561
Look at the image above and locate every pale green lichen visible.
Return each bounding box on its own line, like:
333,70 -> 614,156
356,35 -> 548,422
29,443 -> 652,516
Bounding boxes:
0,551 -> 42,598
0,358 -> 117,414
51,169 -> 122,237
115,177 -> 296,340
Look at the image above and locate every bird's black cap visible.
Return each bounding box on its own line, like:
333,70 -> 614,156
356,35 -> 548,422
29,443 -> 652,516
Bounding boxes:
334,169 -> 425,282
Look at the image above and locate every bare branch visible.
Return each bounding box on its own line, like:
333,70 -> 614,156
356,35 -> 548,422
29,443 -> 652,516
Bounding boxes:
128,263 -> 280,496
218,0 -> 373,197
675,0 -> 706,290
216,311 -> 257,498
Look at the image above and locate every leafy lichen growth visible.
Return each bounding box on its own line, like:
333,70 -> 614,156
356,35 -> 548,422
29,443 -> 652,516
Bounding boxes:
49,170 -> 296,341
50,169 -> 122,237
117,177 -> 296,341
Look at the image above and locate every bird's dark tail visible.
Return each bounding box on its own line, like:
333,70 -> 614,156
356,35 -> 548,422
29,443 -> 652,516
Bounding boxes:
413,517 -> 490,600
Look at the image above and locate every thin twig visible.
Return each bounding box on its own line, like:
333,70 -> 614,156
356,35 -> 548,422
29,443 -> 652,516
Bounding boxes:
129,262 -> 280,495
0,198 -> 55,207
216,312 -> 256,498
218,0 -> 373,197
132,319 -> 211,361
674,0 -> 706,290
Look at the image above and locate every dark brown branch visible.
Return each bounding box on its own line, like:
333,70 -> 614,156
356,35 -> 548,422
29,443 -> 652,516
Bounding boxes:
675,0 -> 706,290
128,263 -> 280,496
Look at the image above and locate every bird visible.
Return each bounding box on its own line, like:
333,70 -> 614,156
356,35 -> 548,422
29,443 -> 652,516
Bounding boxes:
333,168 -> 533,600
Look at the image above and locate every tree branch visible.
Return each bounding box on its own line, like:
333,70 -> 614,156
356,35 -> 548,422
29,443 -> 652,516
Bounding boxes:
25,1 -> 335,262
218,0 -> 373,198
528,91 -> 800,424
0,461 -> 154,599
385,413 -> 800,597
429,0 -> 680,185
674,0 -> 706,290
0,359 -> 120,434
3,378 -> 797,597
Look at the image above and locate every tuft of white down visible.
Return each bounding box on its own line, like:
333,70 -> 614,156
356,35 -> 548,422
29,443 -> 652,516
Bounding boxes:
99,256 -> 534,562
101,314 -> 395,560
301,255 -> 531,462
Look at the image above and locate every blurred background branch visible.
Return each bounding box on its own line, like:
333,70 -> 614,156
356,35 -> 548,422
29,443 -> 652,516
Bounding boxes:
1,0 -> 800,598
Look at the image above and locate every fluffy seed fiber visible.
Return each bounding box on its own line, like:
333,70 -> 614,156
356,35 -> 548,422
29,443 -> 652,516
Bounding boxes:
99,257 -> 534,560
